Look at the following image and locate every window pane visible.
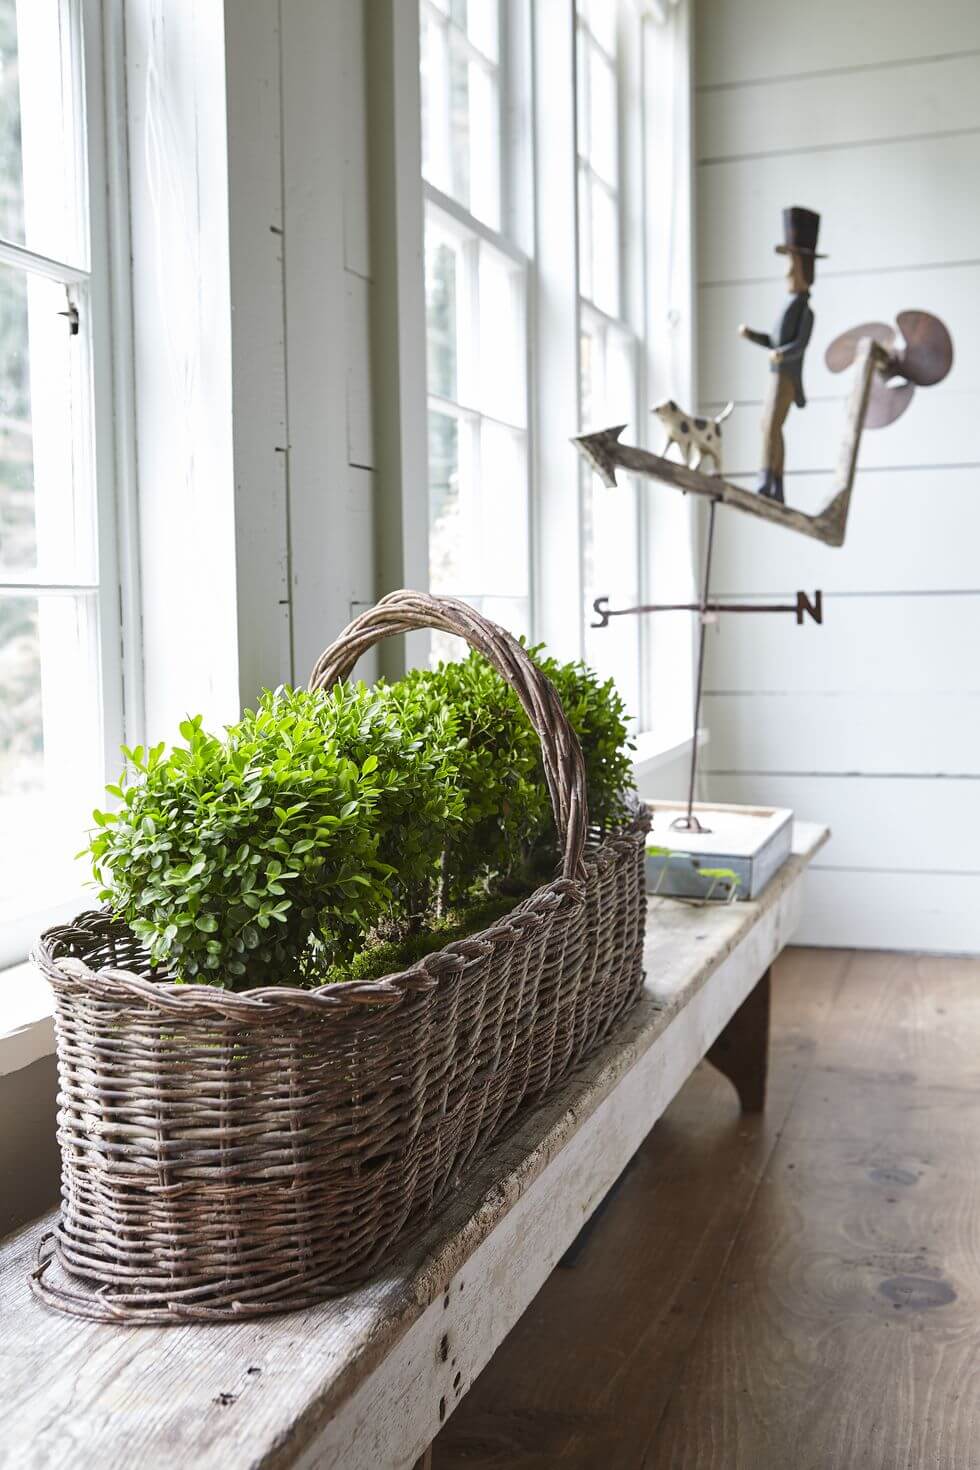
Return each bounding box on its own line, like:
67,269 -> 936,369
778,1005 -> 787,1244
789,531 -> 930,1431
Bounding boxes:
590,179 -> 619,317
606,325 -> 634,426
466,56 -> 500,228
0,0 -> 85,266
478,243 -> 524,427
580,317 -> 640,717
427,407 -> 530,656
425,229 -> 458,401
479,420 -> 528,603
575,26 -> 590,159
455,0 -> 498,62
0,590 -> 102,923
580,319 -> 602,426
448,40 -> 472,211
428,408 -> 460,596
420,6 -> 450,193
421,3 -> 501,229
582,469 -> 640,722
577,164 -> 593,304
582,0 -> 617,56
0,264 -> 95,579
589,46 -> 617,188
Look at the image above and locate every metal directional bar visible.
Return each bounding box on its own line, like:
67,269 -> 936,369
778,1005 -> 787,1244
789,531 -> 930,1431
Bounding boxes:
573,338 -> 884,549
592,590 -> 823,628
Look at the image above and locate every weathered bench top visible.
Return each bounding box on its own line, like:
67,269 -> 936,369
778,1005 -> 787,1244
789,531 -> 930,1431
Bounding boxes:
0,823 -> 828,1470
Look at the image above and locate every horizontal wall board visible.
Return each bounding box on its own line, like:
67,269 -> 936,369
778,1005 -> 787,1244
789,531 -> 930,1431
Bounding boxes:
701,593 -> 980,695
698,132 -> 980,283
704,772 -> 980,874
696,0 -> 980,90
695,466 -> 980,596
698,263 -> 980,405
700,389 -> 978,479
795,866 -> 980,952
703,692 -> 980,777
698,53 -> 980,162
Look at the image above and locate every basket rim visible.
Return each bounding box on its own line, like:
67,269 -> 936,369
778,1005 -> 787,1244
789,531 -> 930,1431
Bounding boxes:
33,815 -> 648,1020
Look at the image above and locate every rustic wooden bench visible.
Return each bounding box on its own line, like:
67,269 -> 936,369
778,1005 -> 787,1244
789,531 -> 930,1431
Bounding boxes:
0,822 -> 827,1470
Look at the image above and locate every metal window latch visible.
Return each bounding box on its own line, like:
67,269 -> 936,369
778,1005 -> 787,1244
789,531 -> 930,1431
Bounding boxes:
58,294 -> 79,335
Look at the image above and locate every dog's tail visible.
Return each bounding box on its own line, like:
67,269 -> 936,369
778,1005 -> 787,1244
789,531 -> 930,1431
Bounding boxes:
716,400 -> 735,424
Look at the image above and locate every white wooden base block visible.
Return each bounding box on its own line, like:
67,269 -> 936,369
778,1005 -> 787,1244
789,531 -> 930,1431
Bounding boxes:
0,824 -> 827,1470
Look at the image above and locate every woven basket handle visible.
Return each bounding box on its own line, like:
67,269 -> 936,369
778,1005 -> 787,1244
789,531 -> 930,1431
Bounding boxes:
308,590 -> 588,881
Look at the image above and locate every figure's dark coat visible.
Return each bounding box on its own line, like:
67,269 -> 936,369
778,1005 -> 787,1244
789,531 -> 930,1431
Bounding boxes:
742,290 -> 814,407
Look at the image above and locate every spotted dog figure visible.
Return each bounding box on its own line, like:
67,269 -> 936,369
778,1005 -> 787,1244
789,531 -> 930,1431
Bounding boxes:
652,398 -> 734,474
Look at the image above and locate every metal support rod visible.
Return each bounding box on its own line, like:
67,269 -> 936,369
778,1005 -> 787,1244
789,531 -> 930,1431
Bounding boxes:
673,497 -> 718,834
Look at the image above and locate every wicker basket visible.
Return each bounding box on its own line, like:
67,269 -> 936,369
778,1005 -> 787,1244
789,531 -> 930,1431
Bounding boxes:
31,592 -> 649,1322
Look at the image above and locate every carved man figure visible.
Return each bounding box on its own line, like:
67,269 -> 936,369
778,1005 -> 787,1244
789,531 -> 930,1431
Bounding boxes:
739,207 -> 826,503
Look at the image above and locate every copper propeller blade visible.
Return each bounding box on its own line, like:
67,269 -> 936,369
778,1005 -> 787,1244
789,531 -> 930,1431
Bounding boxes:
824,321 -> 895,374
895,309 -> 954,386
865,378 -> 915,429
825,310 -> 953,429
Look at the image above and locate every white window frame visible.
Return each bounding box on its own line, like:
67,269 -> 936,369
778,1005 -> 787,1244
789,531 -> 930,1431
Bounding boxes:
420,0 -> 536,650
408,0 -> 697,747
0,0 -> 140,969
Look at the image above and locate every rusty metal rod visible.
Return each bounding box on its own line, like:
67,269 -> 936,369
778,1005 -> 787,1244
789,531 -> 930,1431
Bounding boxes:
675,498 -> 718,834
592,590 -> 823,628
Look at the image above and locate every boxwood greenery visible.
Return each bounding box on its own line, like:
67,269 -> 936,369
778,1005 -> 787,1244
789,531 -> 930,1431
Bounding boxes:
89,647 -> 636,989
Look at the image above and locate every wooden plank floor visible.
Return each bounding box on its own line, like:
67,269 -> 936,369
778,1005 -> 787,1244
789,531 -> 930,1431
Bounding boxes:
432,946 -> 980,1469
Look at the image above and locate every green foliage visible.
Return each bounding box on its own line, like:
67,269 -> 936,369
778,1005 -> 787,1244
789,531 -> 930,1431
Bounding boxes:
89,644 -> 636,991
393,654 -> 550,906
89,684 -> 464,987
391,647 -> 637,902
528,647 -> 636,835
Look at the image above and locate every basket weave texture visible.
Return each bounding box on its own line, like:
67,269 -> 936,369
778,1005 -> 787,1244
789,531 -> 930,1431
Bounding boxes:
32,592 -> 649,1322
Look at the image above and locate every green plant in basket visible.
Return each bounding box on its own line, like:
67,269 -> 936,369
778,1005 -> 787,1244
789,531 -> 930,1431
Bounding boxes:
391,646 -> 637,903
529,648 -> 636,835
393,653 -> 550,907
88,683 -> 464,988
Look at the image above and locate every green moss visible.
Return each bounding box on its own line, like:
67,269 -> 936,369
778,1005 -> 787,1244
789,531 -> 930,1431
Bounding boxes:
323,895 -> 521,984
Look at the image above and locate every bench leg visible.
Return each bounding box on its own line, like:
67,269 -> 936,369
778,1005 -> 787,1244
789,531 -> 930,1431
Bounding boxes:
707,966 -> 770,1113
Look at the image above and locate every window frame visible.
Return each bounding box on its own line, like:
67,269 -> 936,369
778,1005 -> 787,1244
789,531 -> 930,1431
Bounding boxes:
411,0 -> 696,745
0,0 -> 140,968
420,0 -> 536,651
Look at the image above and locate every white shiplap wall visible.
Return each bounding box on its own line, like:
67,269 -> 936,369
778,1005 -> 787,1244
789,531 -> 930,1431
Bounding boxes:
124,0 -> 377,740
695,1 -> 980,952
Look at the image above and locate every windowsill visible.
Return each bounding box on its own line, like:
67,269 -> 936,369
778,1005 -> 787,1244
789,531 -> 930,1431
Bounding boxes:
0,960 -> 55,1079
0,730 -> 711,1077
632,725 -> 708,786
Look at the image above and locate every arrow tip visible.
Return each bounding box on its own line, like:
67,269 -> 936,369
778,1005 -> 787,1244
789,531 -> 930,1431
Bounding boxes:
571,425 -> 627,488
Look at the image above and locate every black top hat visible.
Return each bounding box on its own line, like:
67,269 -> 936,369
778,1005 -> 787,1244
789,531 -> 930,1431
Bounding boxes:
774,206 -> 827,259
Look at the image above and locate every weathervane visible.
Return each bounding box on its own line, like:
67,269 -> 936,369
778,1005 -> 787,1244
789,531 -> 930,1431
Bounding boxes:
573,205 -> 954,835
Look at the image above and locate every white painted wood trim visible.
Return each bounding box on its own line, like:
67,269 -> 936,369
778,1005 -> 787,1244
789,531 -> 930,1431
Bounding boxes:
364,0 -> 430,676
223,0 -> 292,698
0,824 -> 826,1469
632,723 -> 707,781
0,963 -> 55,1078
529,0 -> 582,663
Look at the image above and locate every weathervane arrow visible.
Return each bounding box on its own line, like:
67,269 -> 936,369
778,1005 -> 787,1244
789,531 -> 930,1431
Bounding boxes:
573,336 -> 887,549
